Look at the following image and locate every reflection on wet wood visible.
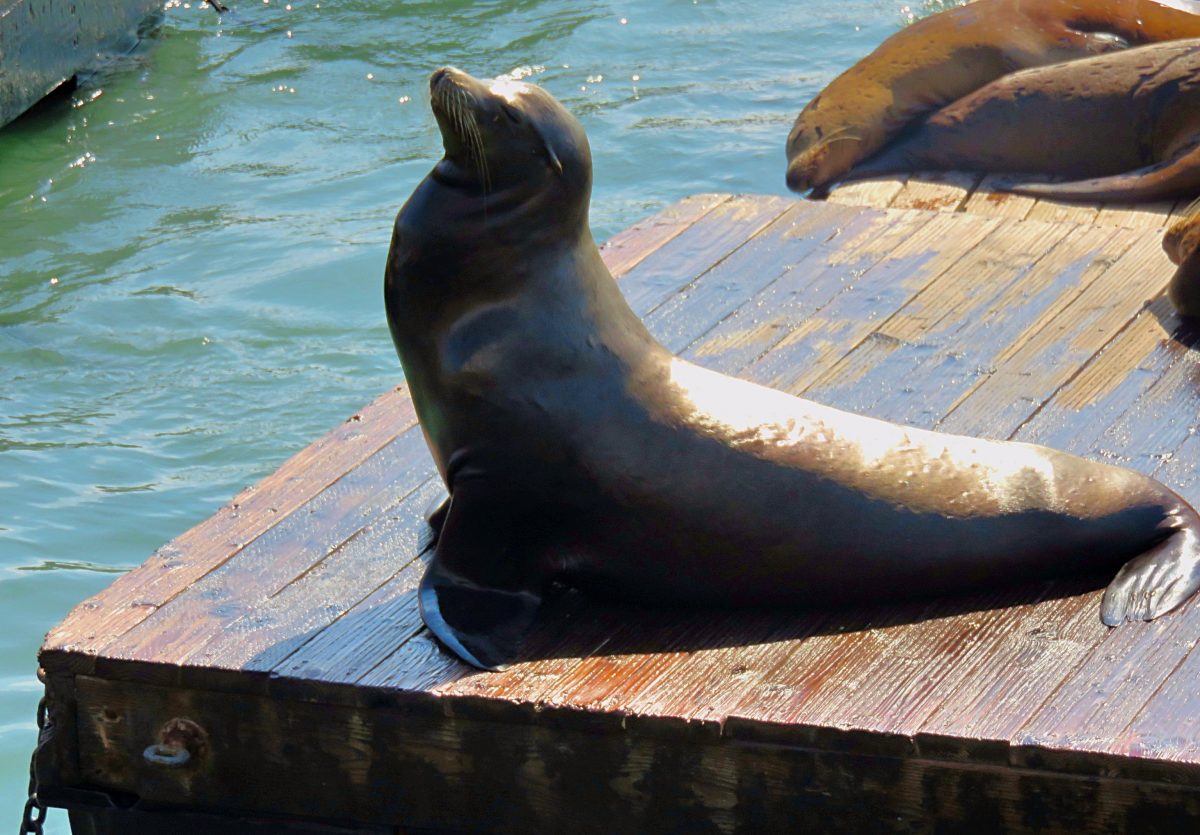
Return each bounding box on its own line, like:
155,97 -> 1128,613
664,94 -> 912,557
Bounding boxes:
39,189 -> 1200,832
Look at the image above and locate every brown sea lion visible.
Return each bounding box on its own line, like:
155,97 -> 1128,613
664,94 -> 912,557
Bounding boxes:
385,68 -> 1200,671
843,39 -> 1200,203
786,0 -> 1200,194
1165,198 -> 1200,315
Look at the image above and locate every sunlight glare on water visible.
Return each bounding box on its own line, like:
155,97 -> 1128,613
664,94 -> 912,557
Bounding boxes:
0,0 -> 915,824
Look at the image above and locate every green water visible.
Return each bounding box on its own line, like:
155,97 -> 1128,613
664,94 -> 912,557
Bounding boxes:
1,0 -> 912,826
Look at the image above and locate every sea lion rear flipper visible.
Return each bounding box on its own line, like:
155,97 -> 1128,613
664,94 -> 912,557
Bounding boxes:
1101,507 -> 1200,625
418,484 -> 545,671
1000,144 -> 1200,203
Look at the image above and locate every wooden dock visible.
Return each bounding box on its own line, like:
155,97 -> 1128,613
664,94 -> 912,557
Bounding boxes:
35,175 -> 1200,833
0,0 -> 162,127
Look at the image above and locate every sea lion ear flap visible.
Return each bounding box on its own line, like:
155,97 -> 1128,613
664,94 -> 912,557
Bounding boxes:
417,486 -> 545,670
530,121 -> 564,176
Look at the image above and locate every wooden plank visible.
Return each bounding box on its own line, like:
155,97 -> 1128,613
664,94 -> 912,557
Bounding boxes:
172,478 -> 447,689
617,195 -> 792,315
961,175 -> 1038,220
774,586 -> 1054,754
92,426 -> 439,684
642,200 -> 877,353
40,385 -> 420,674
70,674 -> 1200,834
1115,614 -> 1200,769
825,176 -> 907,209
1013,597 -> 1200,777
701,211 -> 997,386
1095,200 -> 1175,230
598,193 -> 731,277
718,600 -> 937,749
1016,304 -> 1186,453
848,223 -> 1125,426
938,234 -> 1170,441
680,207 -> 940,374
888,171 -> 981,213
1026,199 -> 1101,225
802,218 -> 1074,417
917,582 -> 1109,764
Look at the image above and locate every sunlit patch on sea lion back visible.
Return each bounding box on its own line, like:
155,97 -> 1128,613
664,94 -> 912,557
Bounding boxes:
385,68 -> 1200,671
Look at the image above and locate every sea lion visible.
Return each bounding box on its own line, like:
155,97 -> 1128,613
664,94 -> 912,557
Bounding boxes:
786,0 -> 1200,194
385,68 -> 1200,671
843,40 -> 1200,204
1165,198 -> 1200,315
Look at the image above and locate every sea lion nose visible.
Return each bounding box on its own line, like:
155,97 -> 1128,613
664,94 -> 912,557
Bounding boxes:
430,66 -> 469,93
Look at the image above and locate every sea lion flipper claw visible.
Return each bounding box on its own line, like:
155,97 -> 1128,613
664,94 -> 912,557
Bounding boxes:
1101,522 -> 1200,625
417,485 -> 544,671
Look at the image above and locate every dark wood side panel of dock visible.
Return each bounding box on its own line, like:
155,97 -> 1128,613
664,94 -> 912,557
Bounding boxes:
37,180 -> 1200,833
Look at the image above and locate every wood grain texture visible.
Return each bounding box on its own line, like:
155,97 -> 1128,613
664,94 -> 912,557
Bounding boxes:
825,176 -> 907,207
887,171 -> 981,212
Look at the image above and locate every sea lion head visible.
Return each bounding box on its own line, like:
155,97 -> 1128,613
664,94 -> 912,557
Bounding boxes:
1165,197 -> 1200,318
425,67 -> 591,232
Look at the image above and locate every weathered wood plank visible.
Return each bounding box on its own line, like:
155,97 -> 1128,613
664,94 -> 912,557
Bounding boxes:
778,586 -> 1053,753
174,478 -> 447,690
1094,200 -> 1175,230
682,207 -> 941,374
1116,626 -> 1200,769
802,218 -> 1073,416
1025,199 -> 1101,225
93,426 -> 438,684
617,195 -> 793,315
845,223 -> 1124,426
916,582 -> 1107,762
598,193 -> 731,278
1013,597 -> 1200,777
71,674 -> 1200,834
961,175 -> 1038,220
888,171 -> 981,212
1010,305 -> 1181,453
643,200 -> 877,353
825,176 -> 907,208
939,234 -> 1171,441
40,385 -> 420,674
704,211 -> 997,387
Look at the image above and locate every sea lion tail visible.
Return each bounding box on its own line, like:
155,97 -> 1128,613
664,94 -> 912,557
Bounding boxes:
1000,145 -> 1200,203
1100,489 -> 1200,624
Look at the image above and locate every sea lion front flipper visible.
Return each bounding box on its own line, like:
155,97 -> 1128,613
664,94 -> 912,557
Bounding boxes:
1101,510 -> 1200,625
417,490 -> 450,555
418,484 -> 545,671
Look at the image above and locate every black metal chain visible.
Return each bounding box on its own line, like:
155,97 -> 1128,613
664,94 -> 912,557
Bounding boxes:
18,695 -> 48,835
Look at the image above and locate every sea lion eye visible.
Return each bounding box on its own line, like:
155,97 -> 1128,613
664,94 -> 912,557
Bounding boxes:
500,103 -> 522,124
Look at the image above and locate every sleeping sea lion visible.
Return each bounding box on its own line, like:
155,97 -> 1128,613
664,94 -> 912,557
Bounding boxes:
842,39 -> 1200,204
385,68 -> 1200,671
786,0 -> 1200,194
